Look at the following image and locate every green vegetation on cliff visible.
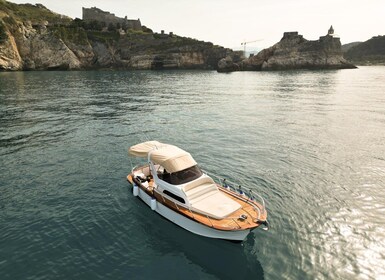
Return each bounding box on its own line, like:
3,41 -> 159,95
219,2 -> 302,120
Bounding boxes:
344,36 -> 385,65
341,42 -> 361,52
1,0 -> 216,52
50,25 -> 89,45
0,20 -> 8,42
0,0 -> 230,70
0,0 -> 71,23
86,30 -> 120,44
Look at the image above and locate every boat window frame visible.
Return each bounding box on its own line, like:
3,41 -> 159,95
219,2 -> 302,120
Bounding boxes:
163,190 -> 185,204
159,165 -> 203,185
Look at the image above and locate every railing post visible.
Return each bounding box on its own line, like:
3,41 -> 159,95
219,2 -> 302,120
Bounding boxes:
188,208 -> 195,219
174,201 -> 180,210
206,216 -> 214,227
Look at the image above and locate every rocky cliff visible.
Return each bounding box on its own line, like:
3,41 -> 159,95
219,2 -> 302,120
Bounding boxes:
218,29 -> 356,72
0,1 -> 232,71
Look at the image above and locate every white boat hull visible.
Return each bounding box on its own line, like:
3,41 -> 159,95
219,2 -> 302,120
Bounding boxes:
136,186 -> 250,241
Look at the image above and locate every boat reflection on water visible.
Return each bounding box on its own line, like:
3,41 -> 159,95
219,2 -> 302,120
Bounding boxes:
126,197 -> 264,280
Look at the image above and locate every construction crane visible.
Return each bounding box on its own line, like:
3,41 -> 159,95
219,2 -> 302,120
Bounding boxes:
241,39 -> 262,57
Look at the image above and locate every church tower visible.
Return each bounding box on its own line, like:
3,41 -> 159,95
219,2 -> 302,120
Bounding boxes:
328,25 -> 334,36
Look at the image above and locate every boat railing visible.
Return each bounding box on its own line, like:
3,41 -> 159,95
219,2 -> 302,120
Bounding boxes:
131,165 -> 139,174
154,188 -> 251,230
132,165 -> 267,228
202,170 -> 266,219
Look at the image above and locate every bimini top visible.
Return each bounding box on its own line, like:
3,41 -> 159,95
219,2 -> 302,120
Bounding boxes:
128,141 -> 165,157
129,141 -> 197,173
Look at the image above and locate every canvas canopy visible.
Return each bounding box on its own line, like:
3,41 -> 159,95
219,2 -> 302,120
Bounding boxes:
150,145 -> 197,173
129,141 -> 197,173
128,141 -> 165,157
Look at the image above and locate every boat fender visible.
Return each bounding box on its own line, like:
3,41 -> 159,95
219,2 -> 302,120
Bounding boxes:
133,184 -> 139,197
150,198 -> 157,210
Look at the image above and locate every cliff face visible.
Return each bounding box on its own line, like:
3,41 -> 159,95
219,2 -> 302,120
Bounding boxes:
81,33 -> 230,70
0,2 -> 231,71
14,22 -> 83,70
0,23 -> 22,70
1,23 -> 81,70
219,31 -> 356,72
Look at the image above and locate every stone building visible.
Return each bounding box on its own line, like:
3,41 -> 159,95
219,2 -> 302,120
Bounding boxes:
319,25 -> 341,49
82,7 -> 141,31
283,31 -> 303,39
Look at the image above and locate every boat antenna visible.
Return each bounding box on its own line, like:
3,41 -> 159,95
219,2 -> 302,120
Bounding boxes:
129,156 -> 134,171
141,132 -> 150,142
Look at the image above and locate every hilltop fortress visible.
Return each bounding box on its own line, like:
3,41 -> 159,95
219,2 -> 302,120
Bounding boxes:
218,26 -> 356,72
82,7 -> 141,31
258,26 -> 356,70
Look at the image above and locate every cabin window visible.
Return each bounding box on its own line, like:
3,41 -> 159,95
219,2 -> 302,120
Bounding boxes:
159,165 -> 203,185
163,190 -> 185,204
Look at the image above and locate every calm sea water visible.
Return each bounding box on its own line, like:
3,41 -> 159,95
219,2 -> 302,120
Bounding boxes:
1,67 -> 384,280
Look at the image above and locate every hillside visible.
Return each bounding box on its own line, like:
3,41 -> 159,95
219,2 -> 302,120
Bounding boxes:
0,0 -> 72,23
0,1 -> 234,70
341,42 -> 361,53
344,35 -> 385,65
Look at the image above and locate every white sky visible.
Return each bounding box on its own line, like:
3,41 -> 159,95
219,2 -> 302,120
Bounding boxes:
8,0 -> 385,49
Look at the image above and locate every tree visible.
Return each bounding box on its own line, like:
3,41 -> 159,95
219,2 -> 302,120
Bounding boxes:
108,22 -> 115,32
0,21 -> 8,43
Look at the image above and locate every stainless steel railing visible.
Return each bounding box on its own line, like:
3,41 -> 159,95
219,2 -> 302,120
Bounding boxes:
202,170 -> 267,220
131,165 -> 268,228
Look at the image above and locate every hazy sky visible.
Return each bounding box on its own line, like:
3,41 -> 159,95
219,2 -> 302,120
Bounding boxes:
8,0 -> 385,49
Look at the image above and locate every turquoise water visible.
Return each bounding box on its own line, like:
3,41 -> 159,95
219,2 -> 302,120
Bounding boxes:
1,67 -> 385,279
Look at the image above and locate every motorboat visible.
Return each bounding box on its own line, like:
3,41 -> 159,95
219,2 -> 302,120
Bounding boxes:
127,141 -> 269,241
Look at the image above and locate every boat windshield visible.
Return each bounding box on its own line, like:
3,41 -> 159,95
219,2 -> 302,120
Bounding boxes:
159,165 -> 203,185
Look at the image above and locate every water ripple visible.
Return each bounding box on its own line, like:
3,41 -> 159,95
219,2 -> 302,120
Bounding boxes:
1,67 -> 385,279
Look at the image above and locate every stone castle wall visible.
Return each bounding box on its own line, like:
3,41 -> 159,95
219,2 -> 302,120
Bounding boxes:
234,27 -> 356,71
82,7 -> 141,31
281,31 -> 341,53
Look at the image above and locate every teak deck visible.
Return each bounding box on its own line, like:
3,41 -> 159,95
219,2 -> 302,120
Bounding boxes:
127,174 -> 267,231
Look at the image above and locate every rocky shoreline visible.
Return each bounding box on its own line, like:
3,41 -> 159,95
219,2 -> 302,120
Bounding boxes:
0,2 -> 357,72
218,28 -> 356,73
0,3 -> 235,71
